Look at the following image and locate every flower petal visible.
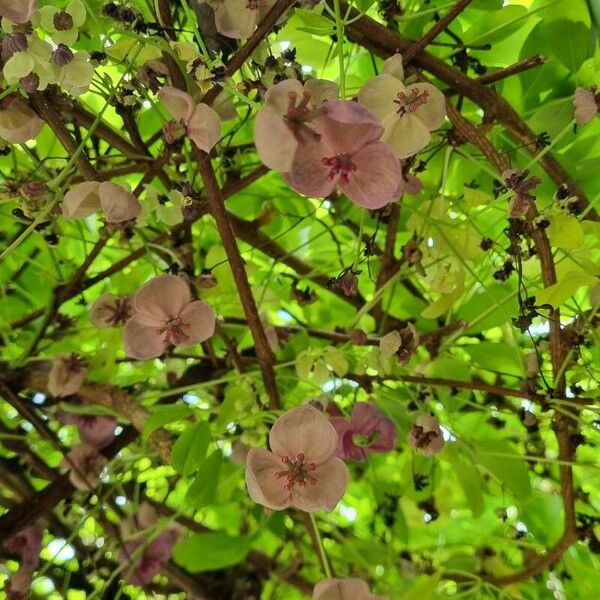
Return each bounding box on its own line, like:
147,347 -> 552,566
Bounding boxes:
98,182 -> 141,222
158,86 -> 195,122
305,78 -> 339,106
214,1 -> 257,39
312,577 -> 371,600
177,300 -> 216,347
574,87 -> 598,125
68,0 -> 87,27
358,74 -> 404,122
283,139 -> 336,199
254,105 -> 299,172
342,141 -> 403,209
61,443 -> 107,491
264,78 -> 304,116
0,0 -> 36,23
382,113 -> 431,159
382,53 -> 405,81
2,52 -> 35,83
0,100 -> 44,144
133,275 -> 191,322
269,405 -> 339,464
62,181 -> 101,219
292,456 -> 349,512
409,83 -> 446,130
187,102 -> 221,152
245,448 -> 291,510
123,315 -> 166,360
315,100 -> 384,155
330,417 -> 367,462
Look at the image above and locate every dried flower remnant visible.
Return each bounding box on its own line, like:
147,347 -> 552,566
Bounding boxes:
284,100 -> 403,209
0,0 -> 36,24
90,293 -> 132,327
312,577 -> 388,600
158,86 -> 220,152
407,415 -> 445,456
204,0 -> 278,39
573,86 -> 600,125
254,78 -> 338,172
123,275 -> 216,359
58,412 -> 117,449
502,169 -> 541,218
328,267 -> 360,297
379,323 -> 419,366
245,405 -> 349,512
47,353 -> 88,397
62,181 -> 141,223
61,442 -> 108,491
330,402 -> 397,462
358,54 -> 446,159
0,95 -> 44,144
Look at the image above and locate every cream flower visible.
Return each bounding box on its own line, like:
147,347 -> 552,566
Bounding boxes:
2,35 -> 57,91
245,405 -> 349,512
205,0 -> 278,40
61,443 -> 108,491
254,77 -> 338,172
0,0 -> 36,24
0,96 -> 44,143
39,0 -> 86,46
358,54 -> 446,159
62,181 -> 141,223
53,48 -> 94,96
48,353 -> 88,397
312,578 -> 387,600
158,86 -> 221,152
407,414 -> 445,456
573,86 -> 599,125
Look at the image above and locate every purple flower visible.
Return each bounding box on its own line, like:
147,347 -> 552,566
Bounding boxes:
330,402 -> 397,462
4,525 -> 42,569
58,412 -> 117,450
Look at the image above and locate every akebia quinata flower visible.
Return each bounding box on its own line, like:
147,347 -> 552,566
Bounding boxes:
573,86 -> 600,125
61,442 -> 108,491
312,578 -> 388,600
158,86 -> 220,152
58,412 -> 117,450
330,402 -> 397,462
254,77 -> 338,172
123,275 -> 216,359
62,181 -> 141,223
0,0 -> 36,24
283,100 -> 404,209
205,0 -> 278,39
0,95 -> 44,144
47,353 -> 88,397
407,414 -> 445,456
358,54 -> 446,159
245,405 -> 349,512
90,293 -> 132,327
4,525 -> 42,569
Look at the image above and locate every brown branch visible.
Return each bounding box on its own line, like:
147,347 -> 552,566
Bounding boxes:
477,55 -> 545,86
403,0 -> 476,65
196,153 -> 281,409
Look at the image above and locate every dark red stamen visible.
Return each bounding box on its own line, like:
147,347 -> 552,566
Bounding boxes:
321,154 -> 357,184
159,316 -> 190,345
275,453 -> 317,492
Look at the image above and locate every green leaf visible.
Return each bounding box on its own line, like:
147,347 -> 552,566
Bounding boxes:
442,444 -> 485,517
536,271 -> 595,307
143,405 -> 193,440
185,450 -> 223,508
173,533 -> 252,572
463,5 -> 528,45
294,8 -> 334,36
323,347 -> 348,377
295,351 -> 313,380
463,342 -> 523,377
171,422 -> 211,476
474,439 -> 531,500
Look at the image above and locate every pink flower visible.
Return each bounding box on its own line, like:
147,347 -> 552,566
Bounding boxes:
573,86 -> 599,125
205,0 -> 278,39
245,405 -> 349,512
123,275 -> 216,359
61,443 -> 108,491
5,567 -> 36,600
407,415 -> 445,457
312,578 -> 387,600
0,96 -> 44,144
358,60 -> 446,159
330,402 -> 397,462
0,0 -> 36,23
157,86 -> 220,152
58,412 -> 117,450
283,100 -> 403,209
254,78 -> 338,172
4,525 -> 42,569
119,502 -> 180,586
47,353 -> 88,397
90,293 -> 133,327
62,181 -> 141,223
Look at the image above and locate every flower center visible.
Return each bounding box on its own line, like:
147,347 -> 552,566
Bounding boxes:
411,425 -> 439,449
54,10 -> 74,31
108,298 -> 132,325
321,154 -> 357,184
352,430 -> 380,447
52,44 -> 74,66
275,453 -> 317,492
284,91 -> 322,144
394,88 -> 430,117
246,0 -> 259,9
159,316 -> 190,345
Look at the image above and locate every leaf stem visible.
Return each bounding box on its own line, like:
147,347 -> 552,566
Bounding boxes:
308,513 -> 332,578
333,0 -> 346,98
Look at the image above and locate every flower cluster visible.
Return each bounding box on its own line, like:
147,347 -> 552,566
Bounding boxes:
1,0 -> 94,95
253,54 -> 445,210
